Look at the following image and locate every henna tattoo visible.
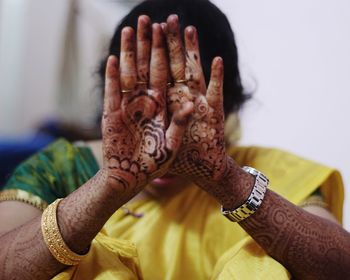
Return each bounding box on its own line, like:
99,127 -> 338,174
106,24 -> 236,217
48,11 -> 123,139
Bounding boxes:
104,58 -> 179,193
166,54 -> 226,181
166,26 -> 186,80
101,18 -> 196,197
136,15 -> 151,84
103,87 -> 173,191
120,27 -> 137,91
57,170 -> 134,254
171,145 -> 213,179
239,190 -> 350,279
0,220 -> 65,279
149,23 -> 169,92
192,96 -> 209,119
164,16 -> 229,189
194,156 -> 254,209
167,85 -> 195,116
184,26 -> 206,93
168,95 -> 227,183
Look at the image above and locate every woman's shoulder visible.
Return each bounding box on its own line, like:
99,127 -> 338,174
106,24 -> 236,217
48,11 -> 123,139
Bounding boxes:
0,138 -> 99,206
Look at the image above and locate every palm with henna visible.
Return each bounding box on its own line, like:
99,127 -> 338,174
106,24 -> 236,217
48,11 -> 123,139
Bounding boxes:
162,15 -> 250,207
102,18 -> 194,197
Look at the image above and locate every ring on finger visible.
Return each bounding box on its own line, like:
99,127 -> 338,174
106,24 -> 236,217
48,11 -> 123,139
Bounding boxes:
174,79 -> 188,84
121,89 -> 133,93
136,81 -> 147,86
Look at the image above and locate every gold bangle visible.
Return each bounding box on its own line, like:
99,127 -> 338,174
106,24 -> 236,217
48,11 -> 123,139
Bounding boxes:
41,199 -> 87,265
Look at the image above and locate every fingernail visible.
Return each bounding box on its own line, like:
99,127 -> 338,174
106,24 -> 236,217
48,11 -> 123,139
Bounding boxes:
186,26 -> 196,40
160,22 -> 167,32
152,23 -> 164,47
140,15 -> 151,25
122,26 -> 134,37
152,23 -> 161,32
169,14 -> 178,22
215,56 -> 223,64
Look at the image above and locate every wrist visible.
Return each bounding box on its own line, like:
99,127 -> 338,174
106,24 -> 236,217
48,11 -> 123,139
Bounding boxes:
57,168 -> 143,254
98,168 -> 140,203
218,157 -> 255,209
195,156 -> 255,209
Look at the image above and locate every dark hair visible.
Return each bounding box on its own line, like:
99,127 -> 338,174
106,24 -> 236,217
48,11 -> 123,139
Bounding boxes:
99,0 -> 250,115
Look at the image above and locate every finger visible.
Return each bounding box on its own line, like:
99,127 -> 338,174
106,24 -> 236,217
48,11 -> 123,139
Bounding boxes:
136,15 -> 151,88
166,14 -> 186,81
148,89 -> 166,108
206,57 -> 224,111
120,27 -> 137,91
160,22 -> 167,33
148,89 -> 167,127
104,55 -> 121,114
160,22 -> 173,88
184,26 -> 206,93
150,23 -> 168,95
167,85 -> 194,114
165,101 -> 194,152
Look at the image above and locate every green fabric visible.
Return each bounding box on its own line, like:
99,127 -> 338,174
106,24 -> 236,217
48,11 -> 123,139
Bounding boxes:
1,139 -> 99,204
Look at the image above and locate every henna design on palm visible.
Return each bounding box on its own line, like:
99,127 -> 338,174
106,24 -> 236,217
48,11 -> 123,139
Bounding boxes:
102,17 -> 194,194
164,15 -> 227,182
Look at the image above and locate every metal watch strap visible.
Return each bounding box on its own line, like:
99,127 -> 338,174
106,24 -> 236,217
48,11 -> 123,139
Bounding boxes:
221,166 -> 269,222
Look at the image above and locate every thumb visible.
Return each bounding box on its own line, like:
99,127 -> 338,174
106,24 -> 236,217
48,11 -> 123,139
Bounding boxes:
165,101 -> 194,152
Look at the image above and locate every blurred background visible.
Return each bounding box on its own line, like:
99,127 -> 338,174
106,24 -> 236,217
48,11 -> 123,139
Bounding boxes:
0,0 -> 349,229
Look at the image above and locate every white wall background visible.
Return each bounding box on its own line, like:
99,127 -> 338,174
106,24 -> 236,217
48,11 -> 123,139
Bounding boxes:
0,0 -> 71,135
0,0 -> 349,228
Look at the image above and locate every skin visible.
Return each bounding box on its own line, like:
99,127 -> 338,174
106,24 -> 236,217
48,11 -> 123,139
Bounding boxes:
0,14 -> 349,279
239,191 -> 350,279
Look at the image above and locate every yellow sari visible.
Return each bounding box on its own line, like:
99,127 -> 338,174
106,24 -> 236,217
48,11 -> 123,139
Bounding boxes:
53,146 -> 344,280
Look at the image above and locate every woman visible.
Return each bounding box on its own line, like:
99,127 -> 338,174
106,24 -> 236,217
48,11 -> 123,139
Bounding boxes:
0,0 -> 348,279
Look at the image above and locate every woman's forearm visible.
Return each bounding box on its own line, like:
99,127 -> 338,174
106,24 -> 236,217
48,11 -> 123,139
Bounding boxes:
239,189 -> 350,279
0,170 -> 133,279
197,156 -> 350,279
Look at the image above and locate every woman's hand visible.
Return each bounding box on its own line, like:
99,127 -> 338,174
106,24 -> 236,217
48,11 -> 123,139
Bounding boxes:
163,15 -> 227,182
162,15 -> 254,208
102,17 -> 194,196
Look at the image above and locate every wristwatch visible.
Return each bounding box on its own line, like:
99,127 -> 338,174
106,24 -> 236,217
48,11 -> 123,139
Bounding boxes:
221,166 -> 269,222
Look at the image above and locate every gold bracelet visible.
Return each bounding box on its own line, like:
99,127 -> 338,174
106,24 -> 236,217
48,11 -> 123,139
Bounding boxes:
41,199 -> 87,265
